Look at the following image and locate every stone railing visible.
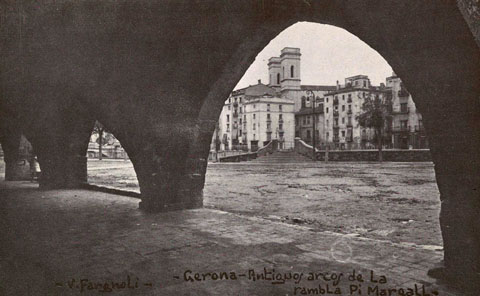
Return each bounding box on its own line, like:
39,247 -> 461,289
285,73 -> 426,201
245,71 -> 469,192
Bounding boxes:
257,139 -> 277,157
294,137 -> 318,160
294,138 -> 431,162
219,139 -> 278,162
218,152 -> 257,162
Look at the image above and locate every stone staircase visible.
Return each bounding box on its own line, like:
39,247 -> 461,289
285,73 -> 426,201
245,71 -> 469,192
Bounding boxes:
249,150 -> 313,163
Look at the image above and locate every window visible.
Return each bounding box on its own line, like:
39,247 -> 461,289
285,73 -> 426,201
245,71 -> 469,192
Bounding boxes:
348,94 -> 351,99
227,115 -> 230,122
307,130 -> 311,139
253,124 -> 256,130
279,114 -> 283,120
253,114 -> 256,119
267,113 -> 270,120
307,116 -> 311,125
326,97 -> 329,103
342,131 -> 345,137
326,132 -> 329,139
279,123 -> 283,130
267,104 -> 270,111
302,118 -> 306,125
291,65 -> 294,78
227,124 -> 230,130
228,98 -> 231,103
326,107 -> 329,113
342,117 -> 345,124
240,118 -> 242,124
348,105 -> 352,111
348,117 -> 352,125
342,105 -> 345,111
301,96 -> 306,108
342,95 -> 345,100
235,97 -> 237,102
326,120 -> 329,127
277,73 -> 280,84
239,97 -> 242,103
253,104 -> 256,109
279,105 -> 283,111
363,80 -> 367,87
400,103 -> 408,113
239,107 -> 242,113
228,106 -> 230,110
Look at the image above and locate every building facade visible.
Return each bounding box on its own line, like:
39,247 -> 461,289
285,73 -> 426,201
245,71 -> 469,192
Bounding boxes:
386,73 -> 428,149
213,48 -> 428,153
212,80 -> 295,152
323,75 -> 392,150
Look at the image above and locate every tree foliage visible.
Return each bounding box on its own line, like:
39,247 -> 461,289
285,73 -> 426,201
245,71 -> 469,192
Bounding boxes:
356,93 -> 392,161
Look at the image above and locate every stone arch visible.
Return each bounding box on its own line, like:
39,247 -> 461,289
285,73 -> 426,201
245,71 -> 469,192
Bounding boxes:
194,5 -> 479,292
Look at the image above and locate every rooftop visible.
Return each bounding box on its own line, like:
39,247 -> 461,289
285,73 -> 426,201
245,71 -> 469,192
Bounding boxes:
301,85 -> 336,92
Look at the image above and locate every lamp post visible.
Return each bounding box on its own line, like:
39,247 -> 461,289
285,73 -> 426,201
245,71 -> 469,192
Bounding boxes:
307,90 -> 316,161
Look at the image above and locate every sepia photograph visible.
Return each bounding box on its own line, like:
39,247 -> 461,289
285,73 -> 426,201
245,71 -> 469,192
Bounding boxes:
0,1 -> 479,295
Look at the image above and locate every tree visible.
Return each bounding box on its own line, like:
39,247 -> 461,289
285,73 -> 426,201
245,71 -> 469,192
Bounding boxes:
356,93 -> 392,161
92,121 -> 105,160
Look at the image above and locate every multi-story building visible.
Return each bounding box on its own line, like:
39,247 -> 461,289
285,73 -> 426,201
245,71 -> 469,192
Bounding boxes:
294,96 -> 326,148
386,73 -> 428,149
323,75 -> 391,150
213,80 -> 294,151
212,48 -> 428,154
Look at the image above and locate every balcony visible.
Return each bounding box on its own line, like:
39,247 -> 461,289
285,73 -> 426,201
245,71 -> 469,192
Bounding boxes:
414,125 -> 425,132
347,97 -> 352,103
333,137 -> 340,142
346,135 -> 353,142
398,89 -> 410,97
278,118 -> 284,123
333,110 -> 339,117
266,118 -> 271,123
393,107 -> 409,114
392,125 -> 410,132
233,111 -> 238,117
347,109 -> 352,115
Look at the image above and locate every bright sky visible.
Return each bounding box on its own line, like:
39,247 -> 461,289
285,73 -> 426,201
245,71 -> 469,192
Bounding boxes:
235,22 -> 393,90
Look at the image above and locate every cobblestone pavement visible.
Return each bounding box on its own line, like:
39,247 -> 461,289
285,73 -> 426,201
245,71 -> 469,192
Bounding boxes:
0,181 -> 462,295
88,160 -> 443,247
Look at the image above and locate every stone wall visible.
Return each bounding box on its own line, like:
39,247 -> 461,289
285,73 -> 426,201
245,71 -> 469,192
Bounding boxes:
295,138 -> 431,162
